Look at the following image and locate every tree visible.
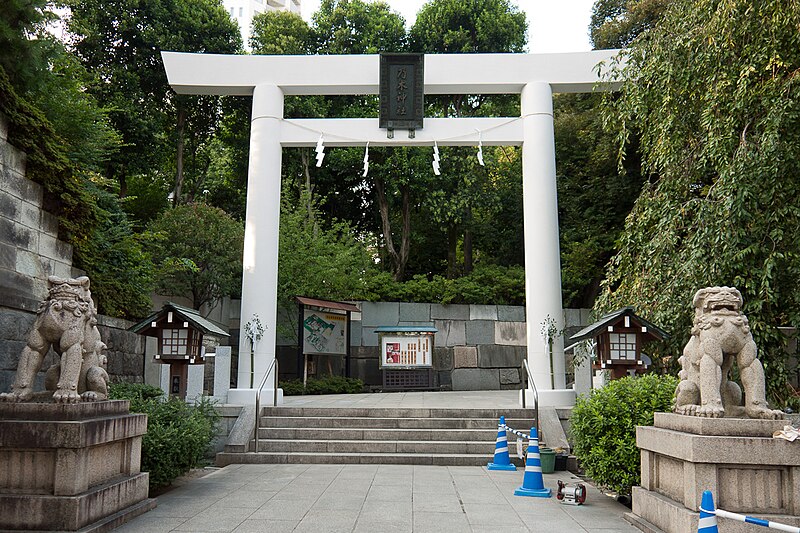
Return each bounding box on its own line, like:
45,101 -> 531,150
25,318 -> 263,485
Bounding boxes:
144,203 -> 244,311
0,0 -> 52,92
66,0 -> 242,200
554,93 -> 645,308
278,185 -> 375,341
596,0 -> 800,405
589,0 -> 667,49
410,0 -> 527,276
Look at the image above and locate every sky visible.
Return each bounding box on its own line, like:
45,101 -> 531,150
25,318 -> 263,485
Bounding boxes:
300,0 -> 596,54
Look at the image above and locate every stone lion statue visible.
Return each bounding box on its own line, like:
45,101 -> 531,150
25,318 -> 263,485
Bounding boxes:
674,286 -> 783,419
0,276 -> 109,403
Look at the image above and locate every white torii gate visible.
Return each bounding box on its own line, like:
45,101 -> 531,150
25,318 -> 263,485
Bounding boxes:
161,50 -> 620,406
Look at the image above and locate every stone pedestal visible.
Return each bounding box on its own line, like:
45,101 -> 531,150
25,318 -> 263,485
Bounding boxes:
0,400 -> 155,531
629,413 -> 800,533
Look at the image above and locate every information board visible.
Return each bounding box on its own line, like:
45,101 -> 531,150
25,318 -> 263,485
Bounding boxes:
302,309 -> 347,356
380,334 -> 432,368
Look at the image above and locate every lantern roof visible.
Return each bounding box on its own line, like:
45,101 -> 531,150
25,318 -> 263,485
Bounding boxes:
568,307 -> 668,344
129,302 -> 229,338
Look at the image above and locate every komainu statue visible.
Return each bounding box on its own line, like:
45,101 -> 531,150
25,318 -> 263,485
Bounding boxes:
674,286 -> 783,419
0,276 -> 109,403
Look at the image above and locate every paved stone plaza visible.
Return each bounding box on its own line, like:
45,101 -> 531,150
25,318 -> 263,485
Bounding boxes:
115,463 -> 637,532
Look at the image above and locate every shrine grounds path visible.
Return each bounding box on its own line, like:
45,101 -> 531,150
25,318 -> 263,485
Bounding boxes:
115,390 -> 637,532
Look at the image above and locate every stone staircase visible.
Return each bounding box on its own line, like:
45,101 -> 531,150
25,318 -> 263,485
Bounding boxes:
216,407 -> 538,466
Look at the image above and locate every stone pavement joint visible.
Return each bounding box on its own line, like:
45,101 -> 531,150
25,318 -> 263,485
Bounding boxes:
114,464 -> 638,532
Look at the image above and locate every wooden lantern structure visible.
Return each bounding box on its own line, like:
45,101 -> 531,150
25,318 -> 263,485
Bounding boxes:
131,302 -> 228,398
568,307 -> 667,380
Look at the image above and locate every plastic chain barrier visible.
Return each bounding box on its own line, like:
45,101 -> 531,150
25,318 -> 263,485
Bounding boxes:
500,424 -> 530,440
699,506 -> 800,532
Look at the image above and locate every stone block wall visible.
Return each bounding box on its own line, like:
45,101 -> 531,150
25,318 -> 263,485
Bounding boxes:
281,301 -> 590,392
0,114 -> 146,392
0,115 -> 75,312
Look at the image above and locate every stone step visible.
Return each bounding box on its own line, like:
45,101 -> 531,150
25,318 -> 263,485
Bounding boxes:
254,439 -> 500,454
258,427 -> 506,441
216,451 -> 527,467
260,407 -> 535,419
259,416 -> 535,430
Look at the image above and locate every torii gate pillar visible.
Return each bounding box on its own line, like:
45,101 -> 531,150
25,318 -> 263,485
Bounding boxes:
521,82 -> 572,406
232,84 -> 284,403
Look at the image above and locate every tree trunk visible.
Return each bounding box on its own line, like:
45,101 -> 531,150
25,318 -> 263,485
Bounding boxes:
446,226 -> 458,278
464,205 -> 474,274
173,105 -> 187,207
300,149 -> 318,236
397,183 -> 411,281
375,175 -> 399,275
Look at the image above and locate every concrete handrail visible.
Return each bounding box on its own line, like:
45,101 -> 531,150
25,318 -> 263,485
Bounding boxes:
521,358 -> 541,443
253,358 -> 278,453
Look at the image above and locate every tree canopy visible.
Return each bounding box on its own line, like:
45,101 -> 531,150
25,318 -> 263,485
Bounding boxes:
144,203 -> 244,311
596,0 -> 800,403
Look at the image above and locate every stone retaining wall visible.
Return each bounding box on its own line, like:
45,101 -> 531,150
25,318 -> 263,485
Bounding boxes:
278,302 -> 590,392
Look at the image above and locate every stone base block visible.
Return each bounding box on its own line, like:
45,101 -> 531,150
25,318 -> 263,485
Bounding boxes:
520,388 -> 576,407
227,387 -> 284,406
0,473 -> 154,531
631,486 -> 800,533
0,400 -> 153,531
630,413 -> 800,533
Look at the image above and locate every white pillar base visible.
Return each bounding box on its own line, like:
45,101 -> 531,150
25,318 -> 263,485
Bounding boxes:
227,387 -> 284,406
520,388 -> 576,408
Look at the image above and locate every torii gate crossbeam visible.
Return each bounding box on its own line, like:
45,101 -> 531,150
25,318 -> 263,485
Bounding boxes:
161,50 -> 621,407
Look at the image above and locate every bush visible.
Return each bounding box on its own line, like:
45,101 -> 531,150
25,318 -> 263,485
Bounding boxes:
364,264 -> 526,305
109,383 -> 220,490
280,376 -> 365,396
570,374 -> 678,496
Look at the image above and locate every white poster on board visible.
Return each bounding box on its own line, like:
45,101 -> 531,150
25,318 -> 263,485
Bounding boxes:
380,335 -> 432,368
302,309 -> 347,356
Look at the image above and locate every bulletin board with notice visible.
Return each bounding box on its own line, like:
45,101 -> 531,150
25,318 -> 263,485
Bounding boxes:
376,326 -> 437,390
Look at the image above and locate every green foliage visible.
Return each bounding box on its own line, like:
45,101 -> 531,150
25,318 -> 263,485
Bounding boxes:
66,0 -> 243,198
108,382 -> 165,404
589,0 -> 667,49
0,0 -> 53,92
570,374 -> 678,495
251,10 -> 312,54
0,66 -> 152,318
554,93 -> 646,307
597,0 -> 800,404
281,376 -> 365,396
365,264 -> 525,305
109,383 -> 220,490
313,0 -> 408,54
410,0 -> 527,54
73,177 -> 154,319
144,203 -> 244,310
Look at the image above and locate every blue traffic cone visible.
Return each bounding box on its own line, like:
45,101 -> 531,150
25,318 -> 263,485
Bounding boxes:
514,427 -> 551,497
698,491 -> 719,532
487,416 -> 517,471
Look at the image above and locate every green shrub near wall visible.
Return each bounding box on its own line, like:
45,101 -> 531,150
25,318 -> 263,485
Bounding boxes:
570,374 -> 678,496
280,376 -> 365,396
109,383 -> 220,490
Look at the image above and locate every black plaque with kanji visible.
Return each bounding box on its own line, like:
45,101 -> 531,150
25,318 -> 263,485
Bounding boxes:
379,53 -> 424,130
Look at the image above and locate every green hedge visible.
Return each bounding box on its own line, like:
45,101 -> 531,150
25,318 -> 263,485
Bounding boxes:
365,264 -> 526,305
109,383 -> 219,490
280,376 -> 365,396
570,374 -> 678,495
